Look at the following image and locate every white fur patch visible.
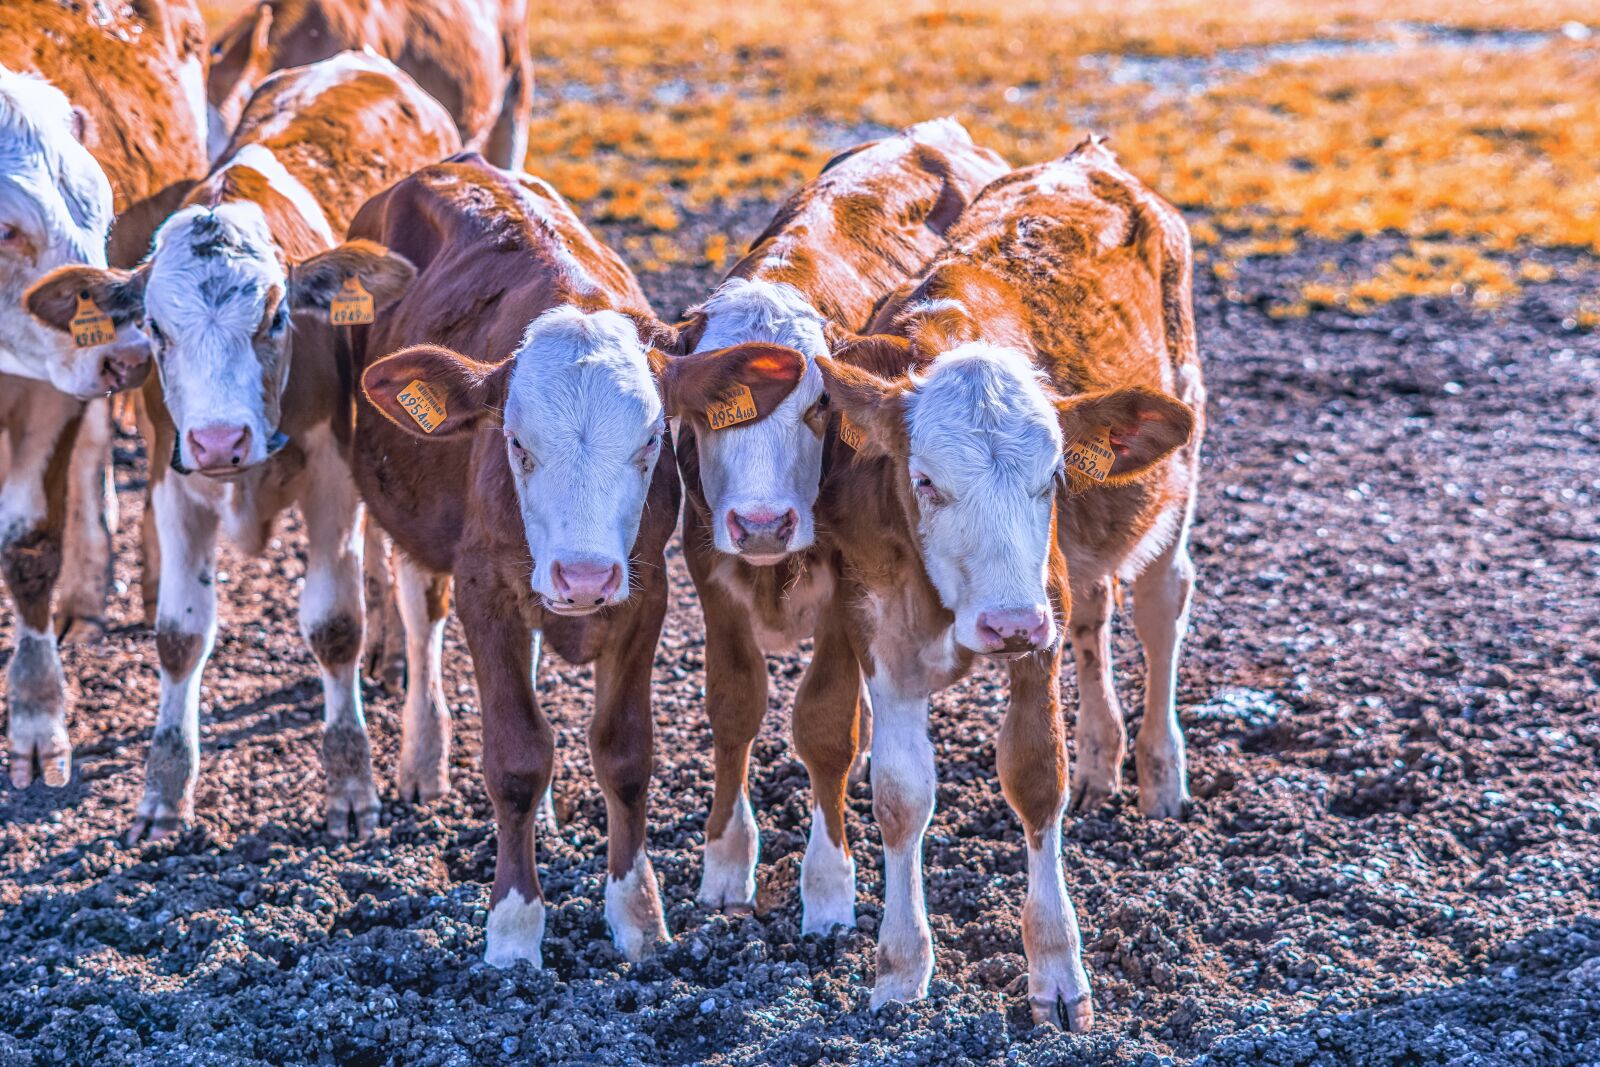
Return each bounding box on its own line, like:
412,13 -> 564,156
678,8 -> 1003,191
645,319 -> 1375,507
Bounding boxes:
800,803 -> 857,933
502,307 -> 664,609
688,280 -> 829,557
605,852 -> 667,961
698,790 -> 758,909
903,343 -> 1063,651
0,66 -> 116,394
218,144 -> 336,246
485,888 -> 547,968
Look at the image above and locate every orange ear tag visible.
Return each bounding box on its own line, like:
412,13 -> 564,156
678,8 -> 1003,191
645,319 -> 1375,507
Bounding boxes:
706,383 -> 757,430
837,412 -> 865,451
330,275 -> 375,326
70,293 -> 116,349
396,378 -> 448,433
1064,427 -> 1115,483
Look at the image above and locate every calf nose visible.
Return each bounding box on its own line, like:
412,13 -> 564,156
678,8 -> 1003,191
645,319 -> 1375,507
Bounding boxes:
550,559 -> 622,609
976,607 -> 1052,654
187,424 -> 251,471
99,341 -> 151,394
725,508 -> 799,557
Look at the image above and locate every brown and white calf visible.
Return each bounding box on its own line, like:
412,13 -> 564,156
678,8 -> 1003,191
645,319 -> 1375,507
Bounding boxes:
27,52 -> 459,838
798,140 -> 1203,1028
660,118 -> 1008,926
352,155 -> 783,964
2,0 -> 208,787
207,0 -> 532,169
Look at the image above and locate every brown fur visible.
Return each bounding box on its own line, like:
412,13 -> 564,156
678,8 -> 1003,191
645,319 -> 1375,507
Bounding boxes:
670,121 -> 1010,907
345,154 -> 680,920
208,0 -> 532,167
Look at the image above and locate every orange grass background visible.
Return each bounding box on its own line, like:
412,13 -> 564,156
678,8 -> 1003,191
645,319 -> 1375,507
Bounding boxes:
200,0 -> 1600,318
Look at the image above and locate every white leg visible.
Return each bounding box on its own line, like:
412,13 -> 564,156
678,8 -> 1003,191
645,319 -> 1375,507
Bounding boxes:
867,675 -> 936,1008
130,473 -> 219,840
485,887 -> 547,969
1,387 -> 76,788
801,802 -> 857,933
1131,530 -> 1195,818
606,851 -> 668,962
57,397 -> 115,644
298,427 -> 376,839
699,788 -> 758,910
1023,810 -> 1093,1029
395,552 -> 451,803
1068,577 -> 1126,811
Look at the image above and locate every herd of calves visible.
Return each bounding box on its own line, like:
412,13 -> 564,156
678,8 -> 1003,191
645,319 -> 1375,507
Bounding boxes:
0,1 -> 1209,1032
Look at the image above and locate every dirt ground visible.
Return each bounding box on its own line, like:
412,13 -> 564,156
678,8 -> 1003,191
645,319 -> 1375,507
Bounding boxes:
2,201 -> 1597,1065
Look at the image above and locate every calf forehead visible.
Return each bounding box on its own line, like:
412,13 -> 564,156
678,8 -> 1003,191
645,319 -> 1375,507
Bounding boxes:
908,345 -> 1061,480
146,205 -> 281,328
506,309 -> 660,442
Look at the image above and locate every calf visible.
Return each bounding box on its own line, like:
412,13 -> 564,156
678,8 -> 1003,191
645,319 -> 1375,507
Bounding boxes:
801,139 -> 1203,1027
354,155 -> 778,964
662,118 -> 1008,926
2,0 -> 208,787
27,52 -> 459,839
207,0 -> 532,169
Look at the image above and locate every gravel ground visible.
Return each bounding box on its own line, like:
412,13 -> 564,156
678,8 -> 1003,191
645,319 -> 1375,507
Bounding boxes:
1,213 -> 1598,1066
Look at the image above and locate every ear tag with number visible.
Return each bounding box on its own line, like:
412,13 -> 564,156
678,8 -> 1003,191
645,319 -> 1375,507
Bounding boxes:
1064,427 -> 1115,483
396,378 -> 448,433
71,293 -> 116,349
706,383 -> 757,430
838,412 -> 865,451
330,275 -> 375,326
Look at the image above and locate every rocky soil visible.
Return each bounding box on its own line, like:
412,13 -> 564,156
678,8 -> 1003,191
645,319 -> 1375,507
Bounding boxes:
2,221 -> 1598,1066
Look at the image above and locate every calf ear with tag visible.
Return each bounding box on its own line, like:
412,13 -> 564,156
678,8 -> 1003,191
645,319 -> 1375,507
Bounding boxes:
705,383 -> 758,431
70,293 -> 117,349
330,276 -> 376,326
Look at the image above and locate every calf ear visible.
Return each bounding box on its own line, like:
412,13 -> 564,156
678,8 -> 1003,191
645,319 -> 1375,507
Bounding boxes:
658,342 -> 806,421
1055,386 -> 1194,483
814,355 -> 906,457
290,240 -> 417,313
362,344 -> 509,440
25,265 -> 147,334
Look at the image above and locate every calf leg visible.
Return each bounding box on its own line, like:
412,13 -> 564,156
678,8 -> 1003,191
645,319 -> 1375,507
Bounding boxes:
696,603 -> 766,912
395,552 -> 452,803
1067,576 -> 1126,811
793,608 -> 861,933
56,397 -> 115,645
530,628 -> 558,833
590,577 -> 671,960
461,586 -> 550,967
866,672 -> 937,1008
298,433 -> 376,840
1131,530 -> 1196,818
360,520 -> 406,694
133,393 -> 160,627
3,389 -> 80,788
129,474 -> 218,840
1000,651 -> 1093,1031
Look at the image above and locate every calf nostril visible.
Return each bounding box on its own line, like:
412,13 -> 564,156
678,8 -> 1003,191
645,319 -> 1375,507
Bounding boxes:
724,511 -> 746,547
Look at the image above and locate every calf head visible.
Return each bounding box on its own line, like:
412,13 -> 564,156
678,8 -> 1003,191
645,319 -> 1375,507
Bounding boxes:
30,207 -> 413,475
820,339 -> 1193,657
664,280 -> 827,564
0,67 -> 135,398
364,307 -> 670,616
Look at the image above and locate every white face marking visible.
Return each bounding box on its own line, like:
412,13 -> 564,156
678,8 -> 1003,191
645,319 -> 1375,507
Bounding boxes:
903,343 -> 1064,654
690,280 -> 828,560
0,66 -> 117,397
502,307 -> 665,614
144,202 -> 292,473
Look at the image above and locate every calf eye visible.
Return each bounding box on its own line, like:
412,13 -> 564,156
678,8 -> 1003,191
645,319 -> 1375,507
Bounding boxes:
912,473 -> 945,506
507,435 -> 536,474
269,304 -> 290,334
0,224 -> 19,243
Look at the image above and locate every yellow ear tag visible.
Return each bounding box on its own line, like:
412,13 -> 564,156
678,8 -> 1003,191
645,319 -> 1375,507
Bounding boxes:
330,275 -> 375,326
70,293 -> 116,349
706,383 -> 757,430
838,412 -> 865,451
1064,427 -> 1115,483
396,378 -> 448,433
